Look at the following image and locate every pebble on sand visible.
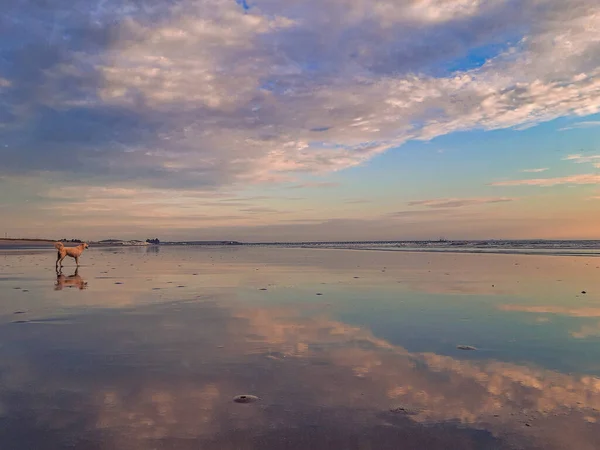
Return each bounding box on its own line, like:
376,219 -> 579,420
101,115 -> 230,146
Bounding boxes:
457,345 -> 477,351
233,394 -> 259,404
581,291 -> 587,294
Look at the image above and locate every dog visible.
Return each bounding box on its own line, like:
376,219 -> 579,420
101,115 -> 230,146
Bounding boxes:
55,267 -> 87,290
55,241 -> 89,269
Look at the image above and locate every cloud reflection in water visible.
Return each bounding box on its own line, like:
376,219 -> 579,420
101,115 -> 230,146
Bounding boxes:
0,299 -> 599,449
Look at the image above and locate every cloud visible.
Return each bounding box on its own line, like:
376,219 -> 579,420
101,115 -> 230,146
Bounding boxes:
563,154 -> 600,164
498,305 -> 600,317
239,207 -> 286,214
344,199 -> 371,204
1,0 -> 600,195
36,184 -> 301,229
521,168 -> 549,173
498,304 -> 600,340
571,322 -> 600,339
490,174 -> 600,187
286,182 -> 340,189
408,197 -> 514,208
559,120 -> 600,131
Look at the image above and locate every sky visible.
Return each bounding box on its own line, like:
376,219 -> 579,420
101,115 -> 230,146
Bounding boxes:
1,0 -> 600,242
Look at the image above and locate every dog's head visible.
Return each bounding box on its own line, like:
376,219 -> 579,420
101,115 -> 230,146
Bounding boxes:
83,243 -> 89,249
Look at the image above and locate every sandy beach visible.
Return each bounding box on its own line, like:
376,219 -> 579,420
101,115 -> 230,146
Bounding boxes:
0,246 -> 599,449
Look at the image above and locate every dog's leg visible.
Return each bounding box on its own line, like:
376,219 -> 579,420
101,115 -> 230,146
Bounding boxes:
59,255 -> 66,268
56,252 -> 61,269
75,256 -> 79,267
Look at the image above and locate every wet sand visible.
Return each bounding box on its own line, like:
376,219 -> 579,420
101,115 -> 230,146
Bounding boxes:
0,246 -> 599,449
0,239 -> 56,249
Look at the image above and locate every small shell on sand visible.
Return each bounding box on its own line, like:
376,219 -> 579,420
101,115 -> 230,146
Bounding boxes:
457,345 -> 477,351
233,394 -> 259,404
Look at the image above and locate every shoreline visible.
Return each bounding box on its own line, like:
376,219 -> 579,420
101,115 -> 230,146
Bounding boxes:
1,242 -> 599,257
284,245 -> 600,257
0,239 -> 153,250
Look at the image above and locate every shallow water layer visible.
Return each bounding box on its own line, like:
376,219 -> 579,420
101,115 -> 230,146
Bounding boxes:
1,246 -> 600,449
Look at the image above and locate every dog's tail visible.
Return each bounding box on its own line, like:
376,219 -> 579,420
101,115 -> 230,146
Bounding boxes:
54,242 -> 65,250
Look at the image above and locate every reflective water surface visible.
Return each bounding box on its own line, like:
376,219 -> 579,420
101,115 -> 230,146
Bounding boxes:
1,246 -> 600,449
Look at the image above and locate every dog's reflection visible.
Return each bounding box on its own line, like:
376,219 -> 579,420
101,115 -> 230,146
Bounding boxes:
55,268 -> 88,290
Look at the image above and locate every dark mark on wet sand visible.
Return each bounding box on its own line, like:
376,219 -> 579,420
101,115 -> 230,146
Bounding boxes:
389,406 -> 419,415
233,394 -> 259,404
457,345 -> 477,351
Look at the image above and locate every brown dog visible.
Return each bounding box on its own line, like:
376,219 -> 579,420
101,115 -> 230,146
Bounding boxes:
55,242 -> 89,268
